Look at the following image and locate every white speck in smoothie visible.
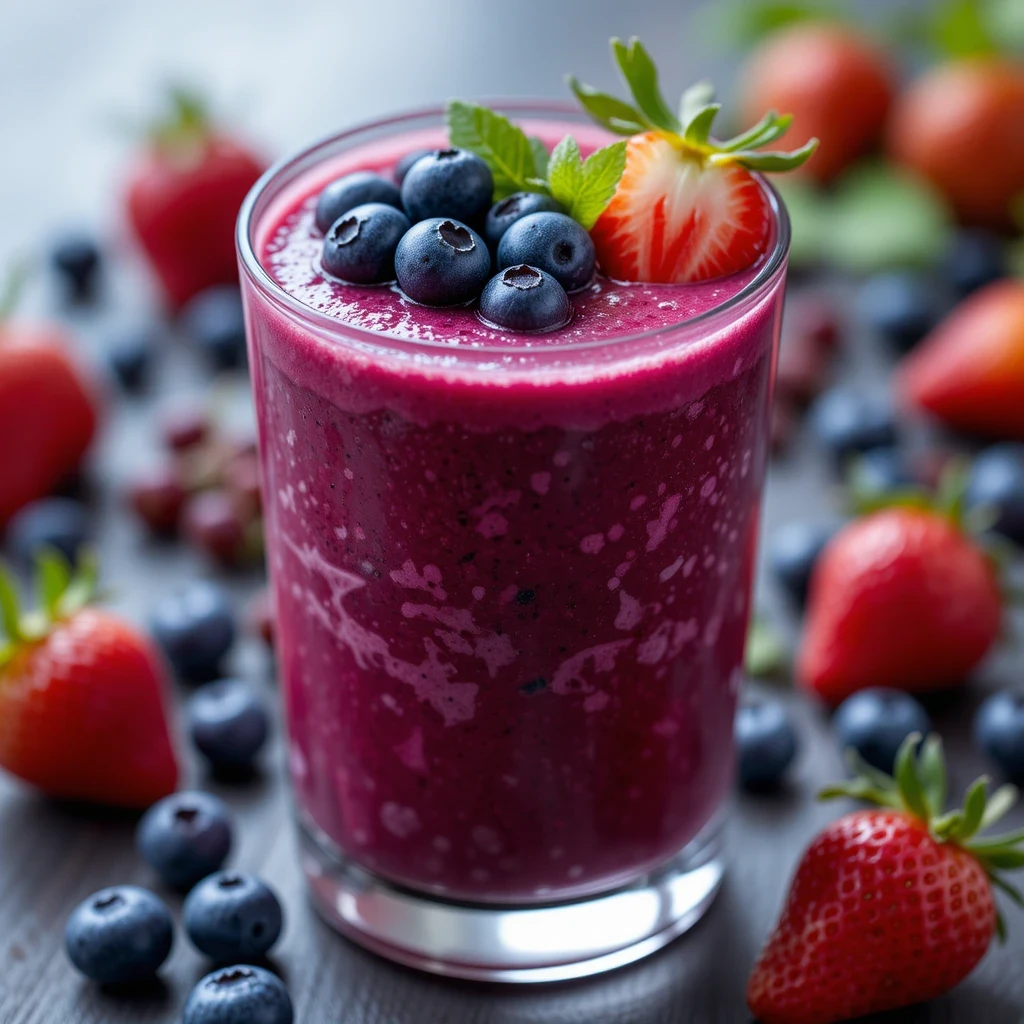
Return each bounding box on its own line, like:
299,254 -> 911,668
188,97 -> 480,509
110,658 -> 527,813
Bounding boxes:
659,556 -> 685,582
425,469 -> 437,483
701,476 -> 717,499
584,691 -> 610,712
553,450 -> 571,467
671,434 -> 682,448
705,435 -> 715,450
530,471 -> 551,495
476,512 -> 508,538
286,430 -> 296,447
607,577 -> 620,590
686,400 -> 705,421
683,554 -> 698,577
278,486 -> 296,512
355,526 -> 366,540
393,727 -> 427,772
390,560 -> 448,600
615,590 -> 643,630
335,526 -> 348,541
472,586 -> 485,601
607,523 -> 625,542
470,868 -> 491,883
580,533 -> 605,554
380,803 -> 420,839
645,494 -> 682,552
630,495 -> 647,511
344,467 -> 354,480
567,865 -> 585,879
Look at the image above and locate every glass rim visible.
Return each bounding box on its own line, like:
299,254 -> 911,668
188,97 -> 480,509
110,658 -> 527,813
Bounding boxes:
236,99 -> 792,359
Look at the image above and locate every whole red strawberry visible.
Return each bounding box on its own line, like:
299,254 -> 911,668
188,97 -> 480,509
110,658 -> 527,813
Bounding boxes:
798,505 -> 1002,704
900,281 -> 1024,442
748,735 -> 1024,1023
0,553 -> 178,808
0,275 -> 99,528
125,88 -> 266,309
570,38 -> 817,284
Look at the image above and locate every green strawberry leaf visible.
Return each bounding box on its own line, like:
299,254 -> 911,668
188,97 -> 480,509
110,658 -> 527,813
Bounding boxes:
446,100 -> 542,199
566,77 -> 647,136
610,37 -> 681,134
679,81 -> 716,130
719,112 -> 793,153
918,735 -> 948,818
36,549 -> 71,620
0,564 -> 22,646
683,104 -> 722,147
547,136 -> 627,231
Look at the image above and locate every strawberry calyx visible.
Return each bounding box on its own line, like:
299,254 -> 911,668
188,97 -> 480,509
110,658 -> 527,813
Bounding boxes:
146,86 -> 214,160
568,37 -> 818,175
0,551 -> 98,669
822,732 -> 1024,936
0,263 -> 30,325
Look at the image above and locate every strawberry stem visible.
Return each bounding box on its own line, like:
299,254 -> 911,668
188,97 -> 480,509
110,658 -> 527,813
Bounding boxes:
0,262 -> 30,323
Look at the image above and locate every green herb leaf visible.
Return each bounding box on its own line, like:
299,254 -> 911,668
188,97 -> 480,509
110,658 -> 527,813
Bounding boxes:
957,777 -> 990,840
529,137 -> 550,179
894,733 -> 930,822
0,564 -> 21,645
713,138 -> 819,172
981,785 -> 1019,832
744,617 -> 788,679
683,104 -> 722,147
931,0 -> 1000,57
610,37 -> 681,134
35,549 -> 71,620
918,735 -> 948,817
679,81 -> 716,128
547,136 -> 627,231
720,111 -> 792,153
446,100 -> 542,199
566,77 -> 647,136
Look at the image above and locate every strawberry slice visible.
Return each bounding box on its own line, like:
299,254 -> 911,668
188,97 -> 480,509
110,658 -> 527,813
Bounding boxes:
570,38 -> 817,284
590,133 -> 772,283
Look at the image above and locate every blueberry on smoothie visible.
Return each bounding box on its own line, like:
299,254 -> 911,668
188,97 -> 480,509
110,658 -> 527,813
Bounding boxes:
137,791 -> 234,891
484,192 -> 566,249
188,679 -> 270,770
394,148 -> 432,184
65,885 -> 174,985
184,871 -> 284,961
184,965 -> 293,1024
321,202 -> 410,284
834,688 -> 931,773
400,148 -> 494,224
736,700 -> 798,790
974,691 -> 1024,778
479,265 -> 571,333
314,171 -> 403,234
497,212 -> 596,292
394,218 -> 491,306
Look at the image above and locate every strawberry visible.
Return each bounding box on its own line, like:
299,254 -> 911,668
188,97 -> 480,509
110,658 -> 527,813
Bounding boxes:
798,503 -> 1002,705
748,734 -> 1024,1023
125,88 -> 266,309
569,38 -> 816,284
0,553 -> 178,808
738,23 -> 895,185
887,59 -> 1024,229
0,272 -> 99,528
900,280 -> 1024,441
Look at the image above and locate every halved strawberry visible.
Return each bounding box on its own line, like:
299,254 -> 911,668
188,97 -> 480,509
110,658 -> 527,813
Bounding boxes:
570,38 -> 817,284
590,133 -> 772,283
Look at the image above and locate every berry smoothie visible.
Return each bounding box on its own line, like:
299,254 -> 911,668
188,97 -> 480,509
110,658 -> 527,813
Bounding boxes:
242,117 -> 786,903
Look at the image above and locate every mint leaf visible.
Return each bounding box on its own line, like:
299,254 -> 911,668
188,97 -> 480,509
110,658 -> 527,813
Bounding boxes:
446,100 -> 540,199
611,37 -> 681,134
529,136 -> 550,179
566,77 -> 647,136
547,136 -> 627,231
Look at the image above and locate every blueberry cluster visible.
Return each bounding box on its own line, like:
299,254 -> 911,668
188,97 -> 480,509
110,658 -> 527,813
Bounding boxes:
315,148 -> 597,333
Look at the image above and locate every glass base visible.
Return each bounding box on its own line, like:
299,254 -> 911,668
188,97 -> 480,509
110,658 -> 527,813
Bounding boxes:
300,817 -> 725,983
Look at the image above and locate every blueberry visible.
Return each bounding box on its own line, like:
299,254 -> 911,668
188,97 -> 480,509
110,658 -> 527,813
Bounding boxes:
401,148 -> 494,225
184,871 -> 284,961
314,171 -> 403,234
181,286 -> 247,371
965,444 -> 1024,543
184,965 -> 293,1024
108,328 -> 156,392
137,791 -> 234,891
850,447 -> 917,497
497,212 -> 596,293
394,149 -> 432,185
975,691 -> 1024,778
189,680 -> 270,769
945,229 -> 1006,298
65,885 -> 173,985
768,519 -> 843,606
484,192 -> 566,250
809,387 -> 898,467
479,265 -> 571,333
394,218 -> 491,306
859,271 -> 940,352
321,202 -> 410,284
834,688 -> 932,773
150,581 -> 237,679
7,497 -> 90,565
51,233 -> 101,299
736,700 -> 798,790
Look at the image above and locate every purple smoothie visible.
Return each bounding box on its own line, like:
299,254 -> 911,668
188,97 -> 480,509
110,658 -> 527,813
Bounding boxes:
243,119 -> 785,902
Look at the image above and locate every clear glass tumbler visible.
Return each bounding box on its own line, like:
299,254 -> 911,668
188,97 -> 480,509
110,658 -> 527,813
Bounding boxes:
238,103 -> 789,982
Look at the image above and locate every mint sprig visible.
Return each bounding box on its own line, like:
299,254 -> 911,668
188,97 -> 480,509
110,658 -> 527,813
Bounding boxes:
446,100 -> 626,230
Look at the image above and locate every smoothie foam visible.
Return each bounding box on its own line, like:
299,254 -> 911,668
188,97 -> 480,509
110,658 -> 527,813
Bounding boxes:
244,119 -> 785,901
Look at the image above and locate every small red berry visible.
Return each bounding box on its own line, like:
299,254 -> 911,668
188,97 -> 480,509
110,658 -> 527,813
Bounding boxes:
161,406 -> 211,452
128,465 -> 187,536
182,490 -> 245,567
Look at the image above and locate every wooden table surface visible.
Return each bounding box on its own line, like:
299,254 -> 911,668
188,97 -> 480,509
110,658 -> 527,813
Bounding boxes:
1,1 -> 1013,1022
